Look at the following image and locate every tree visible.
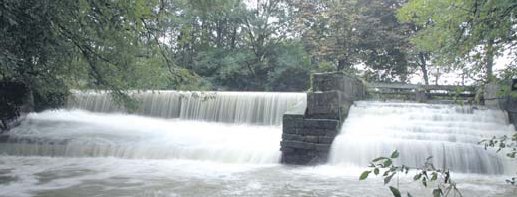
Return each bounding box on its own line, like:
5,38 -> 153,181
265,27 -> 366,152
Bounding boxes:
290,0 -> 361,72
151,0 -> 312,91
397,0 -> 517,83
290,0 -> 417,82
355,0 -> 414,82
0,0 -> 204,110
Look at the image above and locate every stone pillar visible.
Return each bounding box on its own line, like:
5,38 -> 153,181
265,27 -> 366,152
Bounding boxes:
484,83 -> 504,109
280,72 -> 365,165
0,82 -> 33,133
506,79 -> 517,128
484,80 -> 517,129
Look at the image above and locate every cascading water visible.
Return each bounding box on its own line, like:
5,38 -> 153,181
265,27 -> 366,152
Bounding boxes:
0,110 -> 281,164
0,91 -> 307,170
1,96 -> 516,196
329,101 -> 516,174
67,90 -> 306,125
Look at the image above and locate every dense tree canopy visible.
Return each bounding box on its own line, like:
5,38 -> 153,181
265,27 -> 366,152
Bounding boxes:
290,0 -> 414,82
1,0 -> 516,109
398,0 -> 517,83
0,0 -> 180,109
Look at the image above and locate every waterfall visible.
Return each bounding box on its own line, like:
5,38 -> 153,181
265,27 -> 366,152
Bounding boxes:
329,101 -> 516,175
0,110 -> 282,164
0,90 -> 306,164
67,90 -> 306,125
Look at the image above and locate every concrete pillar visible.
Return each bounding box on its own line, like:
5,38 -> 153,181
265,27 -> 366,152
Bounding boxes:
484,79 -> 517,129
506,79 -> 517,128
0,82 -> 33,133
280,72 -> 365,165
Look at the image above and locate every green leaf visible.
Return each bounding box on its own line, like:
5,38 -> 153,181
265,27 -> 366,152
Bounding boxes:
422,177 -> 427,187
384,173 -> 395,184
413,173 -> 422,181
374,168 -> 379,175
407,192 -> 413,197
432,188 -> 442,197
359,171 -> 371,180
383,171 -> 390,176
383,159 -> 393,167
389,186 -> 402,197
431,172 -> 438,181
422,170 -> 428,179
391,150 -> 399,159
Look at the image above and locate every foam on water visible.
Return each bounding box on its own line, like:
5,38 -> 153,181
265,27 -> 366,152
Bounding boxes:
0,156 -> 514,197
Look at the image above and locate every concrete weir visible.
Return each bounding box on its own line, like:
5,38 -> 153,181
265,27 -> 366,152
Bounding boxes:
280,72 -> 365,165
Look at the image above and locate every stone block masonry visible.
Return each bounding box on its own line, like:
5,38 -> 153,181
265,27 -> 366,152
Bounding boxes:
509,79 -> 517,128
484,79 -> 517,129
280,72 -> 365,165
0,81 -> 33,133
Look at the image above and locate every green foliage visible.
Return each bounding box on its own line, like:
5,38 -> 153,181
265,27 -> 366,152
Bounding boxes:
359,170 -> 371,180
9,0 -> 508,111
360,150 -> 462,197
389,186 -> 401,197
290,0 -> 361,71
0,0 -> 206,110
498,67 -> 517,83
479,132 -> 517,185
397,0 -> 517,82
152,0 -> 313,91
290,0 -> 414,82
316,61 -> 337,73
3,0 -> 452,104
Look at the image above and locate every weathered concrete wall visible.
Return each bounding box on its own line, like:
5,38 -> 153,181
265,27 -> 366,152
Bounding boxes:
484,80 -> 517,129
281,72 -> 365,165
505,80 -> 517,128
484,83 -> 504,109
508,99 -> 517,129
0,82 -> 33,133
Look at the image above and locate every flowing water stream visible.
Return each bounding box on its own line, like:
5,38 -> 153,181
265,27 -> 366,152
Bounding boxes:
0,92 -> 516,196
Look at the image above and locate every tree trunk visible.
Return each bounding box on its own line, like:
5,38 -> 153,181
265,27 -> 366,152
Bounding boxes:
485,38 -> 494,82
337,58 -> 349,71
434,68 -> 440,85
230,27 -> 237,49
418,52 -> 429,85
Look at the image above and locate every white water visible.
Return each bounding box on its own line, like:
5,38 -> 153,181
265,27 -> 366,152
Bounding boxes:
1,110 -> 281,164
0,156 -> 515,197
67,91 -> 306,125
329,101 -> 516,174
1,99 -> 516,196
